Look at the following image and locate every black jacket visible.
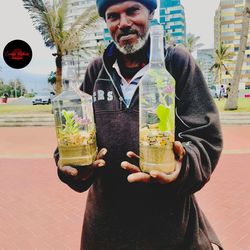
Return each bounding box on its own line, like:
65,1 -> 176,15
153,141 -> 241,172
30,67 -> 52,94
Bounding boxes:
55,42 -> 223,250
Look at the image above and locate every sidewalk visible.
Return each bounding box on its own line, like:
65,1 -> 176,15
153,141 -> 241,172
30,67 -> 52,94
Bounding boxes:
0,126 -> 249,249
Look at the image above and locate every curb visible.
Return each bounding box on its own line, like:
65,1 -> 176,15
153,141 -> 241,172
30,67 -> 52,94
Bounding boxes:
219,112 -> 250,125
0,114 -> 54,127
0,112 -> 250,127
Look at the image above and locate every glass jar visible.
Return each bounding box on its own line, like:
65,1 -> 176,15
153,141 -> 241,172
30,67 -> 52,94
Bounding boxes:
52,65 -> 97,166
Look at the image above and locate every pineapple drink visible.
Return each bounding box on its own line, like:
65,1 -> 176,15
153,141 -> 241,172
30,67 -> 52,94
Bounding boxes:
139,25 -> 175,174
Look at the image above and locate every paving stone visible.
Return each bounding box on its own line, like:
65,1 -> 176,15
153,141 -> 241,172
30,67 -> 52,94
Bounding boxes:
0,126 -> 249,249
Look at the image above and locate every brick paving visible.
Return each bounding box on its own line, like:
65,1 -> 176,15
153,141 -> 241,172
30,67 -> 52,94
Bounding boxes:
0,126 -> 249,249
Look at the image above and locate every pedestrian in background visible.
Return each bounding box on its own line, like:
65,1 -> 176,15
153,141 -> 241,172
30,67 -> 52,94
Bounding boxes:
225,83 -> 231,98
218,84 -> 225,100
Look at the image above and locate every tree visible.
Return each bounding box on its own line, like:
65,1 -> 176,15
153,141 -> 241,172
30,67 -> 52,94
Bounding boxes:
23,0 -> 99,95
48,71 -> 56,88
0,79 -> 26,97
210,42 -> 234,85
9,79 -> 27,97
165,33 -> 176,47
185,33 -> 204,53
224,0 -> 250,110
96,42 -> 106,56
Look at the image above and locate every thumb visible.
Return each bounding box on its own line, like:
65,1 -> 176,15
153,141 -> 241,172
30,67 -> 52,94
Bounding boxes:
58,163 -> 78,176
173,141 -> 186,161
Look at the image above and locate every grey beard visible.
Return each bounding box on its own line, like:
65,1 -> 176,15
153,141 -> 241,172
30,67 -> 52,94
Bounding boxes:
115,31 -> 149,55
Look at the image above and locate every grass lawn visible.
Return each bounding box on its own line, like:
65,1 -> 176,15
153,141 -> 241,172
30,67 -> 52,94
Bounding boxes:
0,98 -> 249,114
214,98 -> 250,112
0,104 -> 52,115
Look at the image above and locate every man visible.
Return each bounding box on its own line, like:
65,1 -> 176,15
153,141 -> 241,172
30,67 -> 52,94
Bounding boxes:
55,0 -> 223,249
218,84 -> 225,100
225,83 -> 231,98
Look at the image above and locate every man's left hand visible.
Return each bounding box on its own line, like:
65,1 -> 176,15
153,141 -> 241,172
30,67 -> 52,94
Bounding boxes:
121,141 -> 185,184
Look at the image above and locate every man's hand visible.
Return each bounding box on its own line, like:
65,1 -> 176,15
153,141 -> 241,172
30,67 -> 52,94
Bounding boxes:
121,142 -> 185,184
58,148 -> 107,181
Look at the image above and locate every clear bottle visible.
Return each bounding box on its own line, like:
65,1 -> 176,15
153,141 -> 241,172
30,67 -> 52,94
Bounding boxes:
52,65 -> 97,166
139,25 -> 175,174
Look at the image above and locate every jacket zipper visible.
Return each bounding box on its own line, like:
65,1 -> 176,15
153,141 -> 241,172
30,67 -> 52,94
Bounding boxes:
102,59 -> 127,110
129,81 -> 140,108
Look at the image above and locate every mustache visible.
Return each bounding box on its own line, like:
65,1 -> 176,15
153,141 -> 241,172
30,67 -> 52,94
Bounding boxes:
117,29 -> 138,40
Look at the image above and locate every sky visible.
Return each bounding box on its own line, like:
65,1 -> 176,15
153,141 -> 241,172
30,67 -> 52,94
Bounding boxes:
0,0 -> 220,78
181,0 -> 220,49
0,0 -> 55,75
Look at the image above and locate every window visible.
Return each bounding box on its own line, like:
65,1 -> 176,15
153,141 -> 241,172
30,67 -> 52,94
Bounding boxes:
72,2 -> 79,6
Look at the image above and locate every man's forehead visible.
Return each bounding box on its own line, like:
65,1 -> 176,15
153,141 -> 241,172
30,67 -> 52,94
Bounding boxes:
106,1 -> 145,13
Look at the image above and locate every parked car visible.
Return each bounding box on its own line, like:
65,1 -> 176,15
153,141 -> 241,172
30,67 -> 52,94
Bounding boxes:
32,91 -> 55,105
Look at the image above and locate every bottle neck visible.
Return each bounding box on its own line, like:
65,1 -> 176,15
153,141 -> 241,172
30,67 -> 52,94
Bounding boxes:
149,33 -> 166,69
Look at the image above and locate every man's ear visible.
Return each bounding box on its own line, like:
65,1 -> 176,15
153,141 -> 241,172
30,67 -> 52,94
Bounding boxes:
149,10 -> 155,20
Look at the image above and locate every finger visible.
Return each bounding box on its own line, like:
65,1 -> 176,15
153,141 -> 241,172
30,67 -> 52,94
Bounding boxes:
149,162 -> 182,184
92,159 -> 106,168
96,148 -> 107,160
121,161 -> 141,173
127,172 -> 151,183
173,141 -> 186,161
127,151 -> 140,159
59,165 -> 78,176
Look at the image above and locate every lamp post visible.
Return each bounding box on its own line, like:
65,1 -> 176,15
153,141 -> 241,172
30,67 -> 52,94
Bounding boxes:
14,80 -> 17,98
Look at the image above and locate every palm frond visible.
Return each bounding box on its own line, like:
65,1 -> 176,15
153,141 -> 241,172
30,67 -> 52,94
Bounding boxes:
23,0 -> 55,48
186,33 -> 204,53
62,5 -> 100,54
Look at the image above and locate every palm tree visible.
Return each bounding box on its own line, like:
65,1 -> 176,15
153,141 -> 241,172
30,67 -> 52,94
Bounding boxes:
185,33 -> 204,53
48,71 -> 56,88
224,0 -> 250,110
96,42 -> 106,56
210,42 -> 234,85
23,0 -> 99,94
165,33 -> 176,47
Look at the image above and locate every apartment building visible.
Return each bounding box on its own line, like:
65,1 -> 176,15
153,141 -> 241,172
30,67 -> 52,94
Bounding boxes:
63,0 -> 106,86
159,0 -> 186,45
215,0 -> 250,90
197,49 -> 215,88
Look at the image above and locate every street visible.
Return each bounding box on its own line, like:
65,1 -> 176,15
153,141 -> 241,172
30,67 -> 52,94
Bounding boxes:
0,126 -> 249,249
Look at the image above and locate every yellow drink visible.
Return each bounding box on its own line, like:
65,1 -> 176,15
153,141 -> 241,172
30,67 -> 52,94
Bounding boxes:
59,143 -> 97,166
140,144 -> 175,174
140,128 -> 175,174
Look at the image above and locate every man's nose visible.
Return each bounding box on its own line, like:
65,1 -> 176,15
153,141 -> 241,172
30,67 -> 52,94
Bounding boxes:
118,13 -> 131,29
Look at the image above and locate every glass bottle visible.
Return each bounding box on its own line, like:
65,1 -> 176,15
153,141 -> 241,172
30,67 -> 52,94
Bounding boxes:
139,25 -> 175,174
52,65 -> 97,166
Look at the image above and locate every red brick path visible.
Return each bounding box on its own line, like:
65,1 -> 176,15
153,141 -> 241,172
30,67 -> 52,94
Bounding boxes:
0,126 -> 249,249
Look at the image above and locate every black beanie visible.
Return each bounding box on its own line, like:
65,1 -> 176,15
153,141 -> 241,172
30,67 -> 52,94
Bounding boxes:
96,0 -> 157,18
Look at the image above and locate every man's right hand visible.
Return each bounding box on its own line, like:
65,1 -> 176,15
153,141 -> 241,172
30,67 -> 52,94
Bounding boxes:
58,148 -> 107,181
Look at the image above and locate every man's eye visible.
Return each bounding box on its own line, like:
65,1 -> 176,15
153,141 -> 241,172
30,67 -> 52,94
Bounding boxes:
126,7 -> 139,16
107,13 -> 119,20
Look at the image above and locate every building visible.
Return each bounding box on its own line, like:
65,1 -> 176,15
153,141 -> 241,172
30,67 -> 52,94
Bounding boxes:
214,0 -> 250,91
63,0 -> 106,86
159,0 -> 186,45
197,49 -> 215,88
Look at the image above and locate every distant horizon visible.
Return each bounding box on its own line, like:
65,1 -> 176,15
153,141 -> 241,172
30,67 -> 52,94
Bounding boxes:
0,58 -> 51,93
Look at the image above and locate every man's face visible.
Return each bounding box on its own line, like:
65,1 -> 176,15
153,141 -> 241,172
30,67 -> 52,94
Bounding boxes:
105,1 -> 154,54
